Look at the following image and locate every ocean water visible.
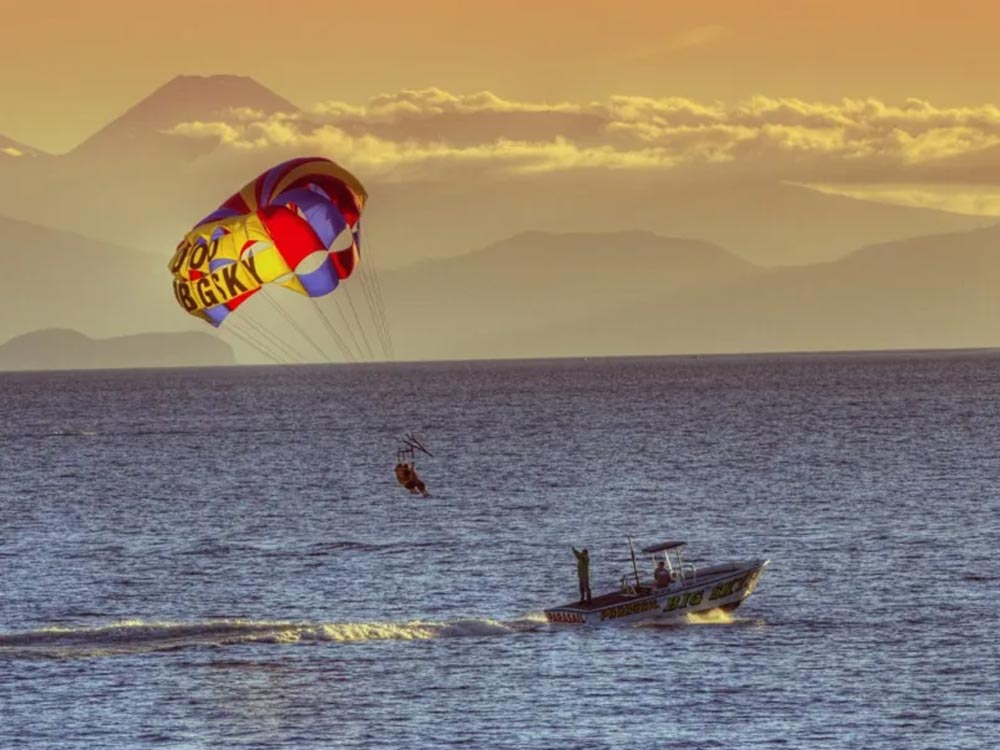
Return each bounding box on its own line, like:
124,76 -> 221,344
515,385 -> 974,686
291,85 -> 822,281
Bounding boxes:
1,352 -> 998,749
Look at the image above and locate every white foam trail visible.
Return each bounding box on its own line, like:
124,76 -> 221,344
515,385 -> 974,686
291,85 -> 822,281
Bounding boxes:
631,608 -> 748,629
0,614 -> 543,659
685,609 -> 738,625
288,616 -> 541,643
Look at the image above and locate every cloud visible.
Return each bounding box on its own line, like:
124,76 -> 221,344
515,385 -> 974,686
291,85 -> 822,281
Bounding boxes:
172,119 -> 676,181
313,88 -> 581,120
800,183 -> 1000,216
167,89 -> 1000,197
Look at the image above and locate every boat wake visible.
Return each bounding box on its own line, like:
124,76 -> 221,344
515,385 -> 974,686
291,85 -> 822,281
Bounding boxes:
0,615 -> 547,660
686,608 -> 738,625
632,608 -> 762,629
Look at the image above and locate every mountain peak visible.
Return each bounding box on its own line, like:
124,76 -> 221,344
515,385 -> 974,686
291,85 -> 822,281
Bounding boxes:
72,73 -> 299,156
152,74 -> 299,113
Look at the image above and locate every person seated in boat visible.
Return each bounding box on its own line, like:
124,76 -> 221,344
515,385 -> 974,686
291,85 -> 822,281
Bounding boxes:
654,561 -> 673,588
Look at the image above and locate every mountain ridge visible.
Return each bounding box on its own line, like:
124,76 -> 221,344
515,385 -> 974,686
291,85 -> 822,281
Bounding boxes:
0,213 -> 186,343
467,224 -> 1000,359
1,217 -> 999,365
0,328 -> 235,371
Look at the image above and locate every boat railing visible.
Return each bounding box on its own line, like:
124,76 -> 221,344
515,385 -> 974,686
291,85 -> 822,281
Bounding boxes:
692,561 -> 746,580
675,563 -> 696,585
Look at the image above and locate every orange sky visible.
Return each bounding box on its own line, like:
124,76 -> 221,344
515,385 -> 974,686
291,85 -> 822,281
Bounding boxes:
2,0 -> 999,153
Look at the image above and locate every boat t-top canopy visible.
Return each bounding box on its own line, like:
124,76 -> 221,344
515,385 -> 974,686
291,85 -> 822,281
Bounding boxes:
641,541 -> 687,554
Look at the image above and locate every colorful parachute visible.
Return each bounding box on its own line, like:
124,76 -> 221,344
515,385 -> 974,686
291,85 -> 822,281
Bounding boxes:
168,157 -> 367,327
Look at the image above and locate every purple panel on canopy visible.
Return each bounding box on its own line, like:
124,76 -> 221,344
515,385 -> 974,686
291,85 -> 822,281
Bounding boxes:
209,257 -> 237,273
205,305 -> 230,326
196,206 -> 243,229
296,255 -> 340,297
273,187 -> 347,248
285,181 -> 330,203
259,161 -> 289,204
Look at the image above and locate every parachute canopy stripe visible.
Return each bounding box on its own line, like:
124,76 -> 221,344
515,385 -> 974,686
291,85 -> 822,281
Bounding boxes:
258,205 -> 326,269
271,187 -> 348,248
202,157 -> 366,227
196,205 -> 244,227
332,244 -> 359,278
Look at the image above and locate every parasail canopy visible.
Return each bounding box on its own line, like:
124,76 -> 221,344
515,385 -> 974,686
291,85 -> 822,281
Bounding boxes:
168,157 -> 368,328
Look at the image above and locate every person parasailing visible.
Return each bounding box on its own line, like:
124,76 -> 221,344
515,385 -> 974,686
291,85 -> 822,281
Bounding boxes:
395,434 -> 432,497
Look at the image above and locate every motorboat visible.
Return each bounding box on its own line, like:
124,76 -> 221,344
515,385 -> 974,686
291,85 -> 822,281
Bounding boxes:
544,539 -> 768,625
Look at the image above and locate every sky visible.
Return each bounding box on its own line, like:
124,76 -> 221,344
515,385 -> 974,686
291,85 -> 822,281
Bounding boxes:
3,0 -> 1000,154
1,0 -> 999,361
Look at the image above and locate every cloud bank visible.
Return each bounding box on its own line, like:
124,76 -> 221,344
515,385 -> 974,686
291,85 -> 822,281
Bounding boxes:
170,90 -> 1000,202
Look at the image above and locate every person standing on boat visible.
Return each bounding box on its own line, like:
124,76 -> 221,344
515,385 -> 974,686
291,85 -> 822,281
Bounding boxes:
572,547 -> 592,603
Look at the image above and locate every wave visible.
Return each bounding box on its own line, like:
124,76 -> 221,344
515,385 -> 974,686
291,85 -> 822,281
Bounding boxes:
2,424 -> 365,442
960,573 -> 994,582
1,608 -> 755,659
0,614 -> 547,660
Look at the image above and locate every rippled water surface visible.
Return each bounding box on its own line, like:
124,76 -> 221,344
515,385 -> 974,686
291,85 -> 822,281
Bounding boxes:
2,353 -> 998,749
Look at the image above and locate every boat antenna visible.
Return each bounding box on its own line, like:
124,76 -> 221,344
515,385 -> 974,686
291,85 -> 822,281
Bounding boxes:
627,535 -> 641,588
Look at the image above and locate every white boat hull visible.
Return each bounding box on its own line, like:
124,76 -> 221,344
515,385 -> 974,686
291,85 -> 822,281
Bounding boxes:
544,559 -> 768,625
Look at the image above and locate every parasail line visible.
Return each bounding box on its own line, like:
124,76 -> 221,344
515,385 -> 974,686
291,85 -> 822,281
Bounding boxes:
357,264 -> 392,361
309,298 -> 357,363
331,295 -> 365,361
359,234 -> 396,360
223,318 -> 287,365
259,289 -> 332,363
239,310 -> 308,363
365,263 -> 394,360
342,283 -> 376,361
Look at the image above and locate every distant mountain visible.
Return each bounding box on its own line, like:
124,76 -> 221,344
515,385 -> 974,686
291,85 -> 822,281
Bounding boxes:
0,75 -> 303,253
367,175 -> 997,268
380,230 -> 759,359
2,215 -> 998,365
71,74 -> 300,161
0,329 -> 235,371
0,214 -> 185,341
461,224 -> 1000,359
